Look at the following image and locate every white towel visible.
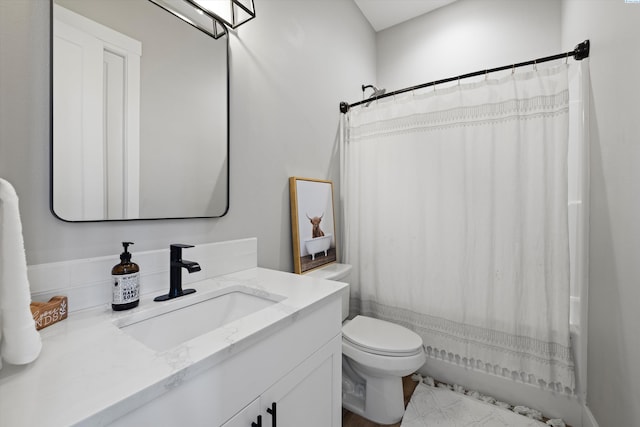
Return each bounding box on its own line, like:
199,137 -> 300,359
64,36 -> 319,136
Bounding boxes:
0,178 -> 42,368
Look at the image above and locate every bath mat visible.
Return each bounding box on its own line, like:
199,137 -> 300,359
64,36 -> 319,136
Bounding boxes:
400,382 -> 547,427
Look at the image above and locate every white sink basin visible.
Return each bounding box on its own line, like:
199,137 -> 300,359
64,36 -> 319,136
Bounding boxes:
115,287 -> 281,352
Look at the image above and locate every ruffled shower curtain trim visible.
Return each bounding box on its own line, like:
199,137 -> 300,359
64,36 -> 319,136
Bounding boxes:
353,298 -> 574,393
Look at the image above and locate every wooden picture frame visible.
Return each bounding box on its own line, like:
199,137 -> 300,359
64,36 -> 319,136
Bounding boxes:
289,177 -> 337,274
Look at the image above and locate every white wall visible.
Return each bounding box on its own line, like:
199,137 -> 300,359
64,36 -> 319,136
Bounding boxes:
376,0 -> 561,92
0,0 -> 375,271
561,2 -> 640,426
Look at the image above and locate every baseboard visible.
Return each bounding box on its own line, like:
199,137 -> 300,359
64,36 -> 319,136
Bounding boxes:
582,405 -> 600,427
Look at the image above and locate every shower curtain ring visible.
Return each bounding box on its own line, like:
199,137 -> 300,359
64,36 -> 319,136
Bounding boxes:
511,64 -> 515,75
565,52 -> 569,64
534,60 -> 538,71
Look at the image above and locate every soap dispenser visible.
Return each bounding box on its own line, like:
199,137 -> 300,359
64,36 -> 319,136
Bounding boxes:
111,242 -> 140,311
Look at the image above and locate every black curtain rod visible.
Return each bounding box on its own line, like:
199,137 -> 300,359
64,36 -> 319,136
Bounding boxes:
339,40 -> 590,114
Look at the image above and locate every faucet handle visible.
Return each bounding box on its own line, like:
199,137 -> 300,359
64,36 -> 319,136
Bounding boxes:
170,243 -> 195,249
170,244 -> 195,262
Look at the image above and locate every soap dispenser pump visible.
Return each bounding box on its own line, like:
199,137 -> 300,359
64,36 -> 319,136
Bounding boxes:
111,241 -> 140,311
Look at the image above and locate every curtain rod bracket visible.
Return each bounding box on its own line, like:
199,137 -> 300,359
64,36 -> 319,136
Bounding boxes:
340,102 -> 349,113
573,40 -> 590,61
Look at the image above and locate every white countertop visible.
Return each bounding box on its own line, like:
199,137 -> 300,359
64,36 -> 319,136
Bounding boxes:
0,267 -> 347,427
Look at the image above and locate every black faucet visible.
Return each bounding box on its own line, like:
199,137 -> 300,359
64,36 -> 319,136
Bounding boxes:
154,244 -> 201,302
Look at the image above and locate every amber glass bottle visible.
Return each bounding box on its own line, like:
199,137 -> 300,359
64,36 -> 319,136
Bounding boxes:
111,242 -> 140,311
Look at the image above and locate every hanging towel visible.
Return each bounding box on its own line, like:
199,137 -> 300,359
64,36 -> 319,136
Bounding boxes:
0,178 -> 42,369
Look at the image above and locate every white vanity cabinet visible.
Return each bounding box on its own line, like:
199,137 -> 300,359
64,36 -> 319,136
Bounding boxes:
0,241 -> 348,427
107,296 -> 343,427
223,335 -> 341,427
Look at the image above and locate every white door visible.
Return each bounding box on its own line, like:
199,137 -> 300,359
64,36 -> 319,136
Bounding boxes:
53,16 -> 104,220
53,5 -> 141,220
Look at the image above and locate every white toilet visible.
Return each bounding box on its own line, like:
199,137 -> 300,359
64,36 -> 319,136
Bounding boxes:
306,263 -> 426,425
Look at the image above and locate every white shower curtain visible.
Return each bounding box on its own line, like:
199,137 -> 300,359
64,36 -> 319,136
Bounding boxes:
342,65 -> 575,392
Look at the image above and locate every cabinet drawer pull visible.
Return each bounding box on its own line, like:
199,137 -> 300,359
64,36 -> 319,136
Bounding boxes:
251,414 -> 262,427
266,402 -> 277,427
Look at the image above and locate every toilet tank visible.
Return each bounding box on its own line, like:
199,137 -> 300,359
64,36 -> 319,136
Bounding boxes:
305,263 -> 352,320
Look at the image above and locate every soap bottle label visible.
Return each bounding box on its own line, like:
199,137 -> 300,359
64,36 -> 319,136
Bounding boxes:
112,272 -> 140,304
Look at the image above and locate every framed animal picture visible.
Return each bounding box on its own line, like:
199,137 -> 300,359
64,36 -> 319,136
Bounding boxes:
289,177 -> 337,274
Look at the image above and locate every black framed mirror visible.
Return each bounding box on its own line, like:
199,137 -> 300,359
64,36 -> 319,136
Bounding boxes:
51,0 -> 229,221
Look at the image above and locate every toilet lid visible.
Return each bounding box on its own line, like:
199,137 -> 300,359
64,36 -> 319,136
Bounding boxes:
342,315 -> 423,357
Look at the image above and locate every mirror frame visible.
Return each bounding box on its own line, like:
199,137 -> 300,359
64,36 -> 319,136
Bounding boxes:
49,0 -> 230,222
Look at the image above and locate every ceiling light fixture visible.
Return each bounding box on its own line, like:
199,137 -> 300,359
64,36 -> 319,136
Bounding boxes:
149,0 -> 255,39
186,0 -> 256,29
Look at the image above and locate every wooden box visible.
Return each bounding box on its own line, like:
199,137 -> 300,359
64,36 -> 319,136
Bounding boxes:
30,296 -> 68,330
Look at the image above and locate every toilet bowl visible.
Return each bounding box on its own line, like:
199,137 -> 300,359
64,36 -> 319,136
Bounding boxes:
305,263 -> 426,425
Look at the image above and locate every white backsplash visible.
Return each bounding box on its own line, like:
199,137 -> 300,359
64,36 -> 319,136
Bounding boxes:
27,238 -> 258,313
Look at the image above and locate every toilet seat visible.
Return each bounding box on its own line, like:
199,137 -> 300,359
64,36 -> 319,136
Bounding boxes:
342,315 -> 423,357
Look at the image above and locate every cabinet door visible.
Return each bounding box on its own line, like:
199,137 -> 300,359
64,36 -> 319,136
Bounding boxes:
222,398 -> 261,427
261,335 -> 341,427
